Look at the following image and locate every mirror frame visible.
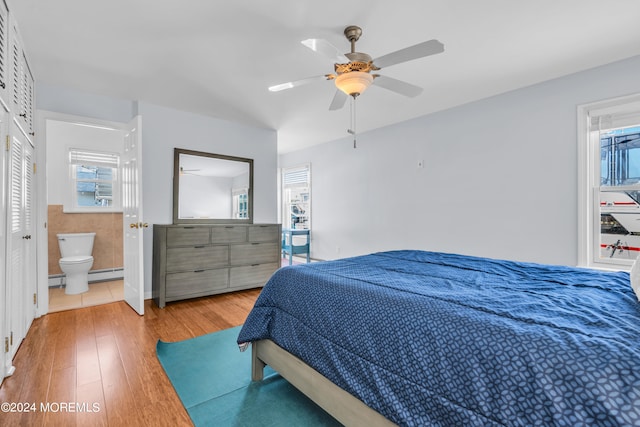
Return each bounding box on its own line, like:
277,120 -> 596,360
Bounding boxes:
172,148 -> 254,224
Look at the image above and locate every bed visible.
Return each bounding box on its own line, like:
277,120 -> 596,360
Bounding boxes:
237,250 -> 640,426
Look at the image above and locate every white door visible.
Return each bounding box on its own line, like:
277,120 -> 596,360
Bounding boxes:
0,109 -> 7,384
5,120 -> 35,370
122,116 -> 144,315
20,137 -> 36,334
22,137 -> 35,332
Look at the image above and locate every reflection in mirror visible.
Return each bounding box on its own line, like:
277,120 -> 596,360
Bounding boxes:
173,149 -> 253,224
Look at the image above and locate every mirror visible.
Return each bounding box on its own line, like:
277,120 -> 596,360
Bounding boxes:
173,148 -> 253,224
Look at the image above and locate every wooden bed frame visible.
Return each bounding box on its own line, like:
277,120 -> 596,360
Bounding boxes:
251,339 -> 396,427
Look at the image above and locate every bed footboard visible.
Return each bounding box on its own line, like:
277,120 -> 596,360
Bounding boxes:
251,339 -> 396,427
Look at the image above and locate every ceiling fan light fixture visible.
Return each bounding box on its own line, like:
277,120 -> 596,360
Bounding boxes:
335,71 -> 373,97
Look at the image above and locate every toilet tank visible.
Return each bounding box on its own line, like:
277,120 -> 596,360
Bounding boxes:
57,232 -> 96,258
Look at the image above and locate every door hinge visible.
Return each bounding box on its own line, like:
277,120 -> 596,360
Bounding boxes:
4,337 -> 8,353
10,331 -> 13,346
33,293 -> 37,305
33,162 -> 36,174
5,134 -> 8,151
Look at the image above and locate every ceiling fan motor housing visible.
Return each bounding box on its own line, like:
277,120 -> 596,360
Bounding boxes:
335,26 -> 378,76
335,52 -> 377,75
334,26 -> 377,96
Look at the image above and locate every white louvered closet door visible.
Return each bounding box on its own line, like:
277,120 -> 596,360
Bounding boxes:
0,0 -> 8,103
7,129 -> 23,362
19,51 -> 33,135
22,136 -> 35,332
5,123 -> 35,364
0,109 -> 7,385
9,19 -> 18,115
9,16 -> 33,137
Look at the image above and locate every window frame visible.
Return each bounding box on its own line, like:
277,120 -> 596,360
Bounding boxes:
65,148 -> 122,213
281,163 -> 311,230
578,93 -> 640,269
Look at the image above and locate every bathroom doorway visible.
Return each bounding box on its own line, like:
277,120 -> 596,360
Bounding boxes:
42,113 -> 128,312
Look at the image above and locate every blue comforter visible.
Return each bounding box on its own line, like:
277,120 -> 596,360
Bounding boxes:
237,250 -> 640,426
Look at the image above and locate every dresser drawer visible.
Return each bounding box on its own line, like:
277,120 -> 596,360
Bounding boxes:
230,263 -> 279,288
165,269 -> 229,298
153,223 -> 280,308
211,225 -> 247,243
166,246 -> 228,272
166,227 -> 210,247
230,242 -> 279,265
248,225 -> 280,242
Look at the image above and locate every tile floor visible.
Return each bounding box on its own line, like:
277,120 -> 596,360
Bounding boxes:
48,280 -> 124,313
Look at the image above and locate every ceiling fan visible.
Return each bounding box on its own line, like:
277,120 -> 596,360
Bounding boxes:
269,25 -> 444,110
180,166 -> 202,176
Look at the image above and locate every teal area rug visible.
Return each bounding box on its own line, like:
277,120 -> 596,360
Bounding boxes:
156,326 -> 341,426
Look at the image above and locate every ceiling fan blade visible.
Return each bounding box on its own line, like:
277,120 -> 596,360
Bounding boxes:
373,39 -> 444,69
329,89 -> 348,110
373,75 -> 423,98
301,38 -> 350,63
268,75 -> 334,92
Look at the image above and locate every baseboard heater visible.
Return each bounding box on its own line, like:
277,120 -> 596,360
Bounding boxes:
48,267 -> 124,288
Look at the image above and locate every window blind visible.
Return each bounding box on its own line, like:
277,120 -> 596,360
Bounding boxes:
283,166 -> 309,187
589,101 -> 640,132
69,149 -> 119,168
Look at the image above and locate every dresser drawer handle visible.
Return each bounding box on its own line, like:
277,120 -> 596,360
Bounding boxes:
183,226 -> 195,229
225,226 -> 235,229
194,269 -> 205,273
252,243 -> 260,245
251,264 -> 260,267
194,245 -> 206,248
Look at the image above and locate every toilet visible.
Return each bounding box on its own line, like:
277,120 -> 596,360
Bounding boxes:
57,232 -> 96,295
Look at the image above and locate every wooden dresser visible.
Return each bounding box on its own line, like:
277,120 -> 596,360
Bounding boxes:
152,223 -> 281,308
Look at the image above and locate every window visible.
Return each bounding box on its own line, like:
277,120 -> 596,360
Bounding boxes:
66,149 -> 121,212
282,164 -> 311,230
232,189 -> 249,219
578,94 -> 640,268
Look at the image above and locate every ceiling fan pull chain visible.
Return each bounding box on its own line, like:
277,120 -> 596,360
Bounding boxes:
348,95 -> 357,148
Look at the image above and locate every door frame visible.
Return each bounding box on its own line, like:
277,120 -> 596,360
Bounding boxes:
36,110 -> 144,316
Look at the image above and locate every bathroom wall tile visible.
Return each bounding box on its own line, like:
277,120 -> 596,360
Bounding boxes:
48,205 -> 64,275
48,205 -> 124,275
113,216 -> 124,266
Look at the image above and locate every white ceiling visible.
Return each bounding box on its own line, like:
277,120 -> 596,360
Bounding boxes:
10,0 -> 640,153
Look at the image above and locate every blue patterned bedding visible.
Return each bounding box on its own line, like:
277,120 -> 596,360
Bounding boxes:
237,250 -> 640,426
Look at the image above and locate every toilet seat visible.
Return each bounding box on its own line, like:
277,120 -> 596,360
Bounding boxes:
60,255 -> 93,265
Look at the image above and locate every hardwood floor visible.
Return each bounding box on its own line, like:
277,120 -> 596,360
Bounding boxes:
0,289 -> 261,427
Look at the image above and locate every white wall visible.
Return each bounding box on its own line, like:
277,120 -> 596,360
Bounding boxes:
37,85 -> 278,299
179,175 -> 233,218
134,102 -> 277,295
279,55 -> 640,267
45,119 -> 124,205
